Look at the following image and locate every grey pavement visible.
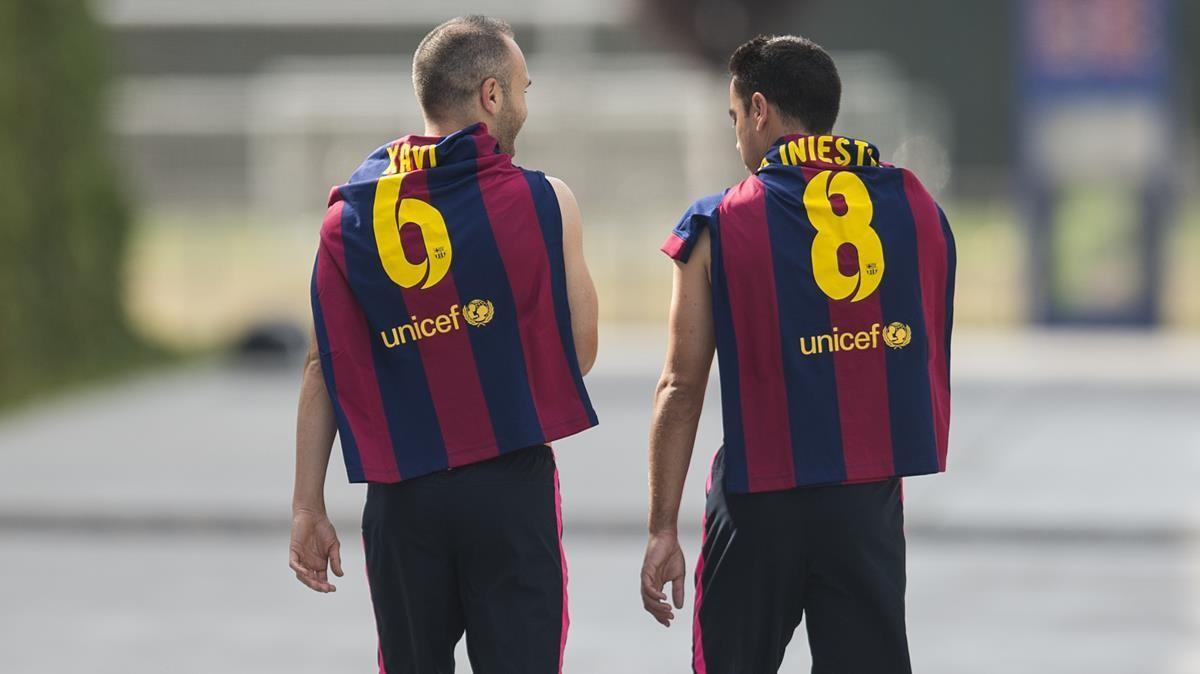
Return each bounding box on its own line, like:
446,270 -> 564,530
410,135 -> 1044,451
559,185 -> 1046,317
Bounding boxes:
2,328 -> 1200,673
5,530 -> 1200,674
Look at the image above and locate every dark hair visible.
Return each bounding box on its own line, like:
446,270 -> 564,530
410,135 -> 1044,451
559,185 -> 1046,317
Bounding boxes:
412,16 -> 516,120
728,35 -> 841,134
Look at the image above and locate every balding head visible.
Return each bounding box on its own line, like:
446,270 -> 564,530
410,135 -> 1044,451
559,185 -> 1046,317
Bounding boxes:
412,16 -> 530,154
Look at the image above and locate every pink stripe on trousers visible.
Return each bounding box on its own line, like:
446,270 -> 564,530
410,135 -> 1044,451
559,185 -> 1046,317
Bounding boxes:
693,450 -> 719,673
553,461 -> 569,673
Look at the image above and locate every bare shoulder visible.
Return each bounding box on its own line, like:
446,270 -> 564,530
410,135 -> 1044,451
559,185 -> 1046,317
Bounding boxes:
546,175 -> 581,231
545,175 -> 577,207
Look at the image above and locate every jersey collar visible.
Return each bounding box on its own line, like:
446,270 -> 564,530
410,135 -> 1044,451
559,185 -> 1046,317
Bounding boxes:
758,134 -> 883,172
385,123 -> 503,172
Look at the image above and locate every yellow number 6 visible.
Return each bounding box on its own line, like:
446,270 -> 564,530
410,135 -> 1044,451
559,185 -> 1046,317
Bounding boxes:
372,174 -> 453,290
802,170 -> 884,302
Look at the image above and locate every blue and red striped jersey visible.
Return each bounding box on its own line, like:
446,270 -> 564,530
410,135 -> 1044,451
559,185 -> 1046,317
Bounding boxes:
662,134 -> 955,493
312,123 -> 598,484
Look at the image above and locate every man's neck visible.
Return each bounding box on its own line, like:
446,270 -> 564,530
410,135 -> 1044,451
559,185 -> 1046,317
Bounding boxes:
424,117 -> 481,137
775,124 -> 810,139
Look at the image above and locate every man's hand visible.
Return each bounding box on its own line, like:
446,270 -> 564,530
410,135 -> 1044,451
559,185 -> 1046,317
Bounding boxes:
640,531 -> 687,627
289,509 -> 344,593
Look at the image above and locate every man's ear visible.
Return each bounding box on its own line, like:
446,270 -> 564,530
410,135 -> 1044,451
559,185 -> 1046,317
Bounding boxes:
751,92 -> 769,132
480,77 -> 502,115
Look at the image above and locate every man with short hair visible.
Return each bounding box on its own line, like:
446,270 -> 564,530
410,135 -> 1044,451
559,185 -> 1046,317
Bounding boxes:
289,16 -> 599,673
640,35 -> 955,673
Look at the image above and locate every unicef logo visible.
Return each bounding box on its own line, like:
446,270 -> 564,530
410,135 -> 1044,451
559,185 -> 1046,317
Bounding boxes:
463,299 -> 495,327
882,322 -> 912,349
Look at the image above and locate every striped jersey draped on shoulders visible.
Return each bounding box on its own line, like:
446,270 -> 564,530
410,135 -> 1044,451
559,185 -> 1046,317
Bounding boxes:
662,190 -> 725,262
312,123 -> 597,484
661,133 -> 956,494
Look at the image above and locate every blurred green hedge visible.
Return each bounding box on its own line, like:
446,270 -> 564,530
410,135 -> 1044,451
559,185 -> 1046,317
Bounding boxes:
0,1 -> 158,407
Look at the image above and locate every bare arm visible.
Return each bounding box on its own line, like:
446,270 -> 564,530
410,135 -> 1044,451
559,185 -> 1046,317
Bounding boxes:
647,229 -> 715,533
293,327 -> 337,513
548,176 -> 598,375
288,326 -> 343,593
640,228 -> 715,626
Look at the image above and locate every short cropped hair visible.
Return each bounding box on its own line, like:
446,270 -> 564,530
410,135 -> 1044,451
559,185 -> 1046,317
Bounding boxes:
412,16 -> 516,120
729,35 -> 841,134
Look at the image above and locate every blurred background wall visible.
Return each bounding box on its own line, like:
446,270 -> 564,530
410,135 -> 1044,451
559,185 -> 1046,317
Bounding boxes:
92,0 -> 1200,357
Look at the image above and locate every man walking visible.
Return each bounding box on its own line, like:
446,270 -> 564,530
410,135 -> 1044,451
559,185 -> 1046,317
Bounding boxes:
290,16 -> 599,674
641,35 -> 955,673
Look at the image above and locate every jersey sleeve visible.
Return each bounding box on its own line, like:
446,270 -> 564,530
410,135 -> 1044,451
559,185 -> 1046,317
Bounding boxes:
660,191 -> 724,263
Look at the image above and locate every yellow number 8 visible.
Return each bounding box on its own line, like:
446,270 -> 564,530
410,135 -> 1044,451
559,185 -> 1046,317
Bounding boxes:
372,173 -> 453,290
802,170 -> 884,302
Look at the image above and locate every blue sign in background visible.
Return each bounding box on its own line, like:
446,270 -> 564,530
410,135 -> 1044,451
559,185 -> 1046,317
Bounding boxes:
1019,0 -> 1175,326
